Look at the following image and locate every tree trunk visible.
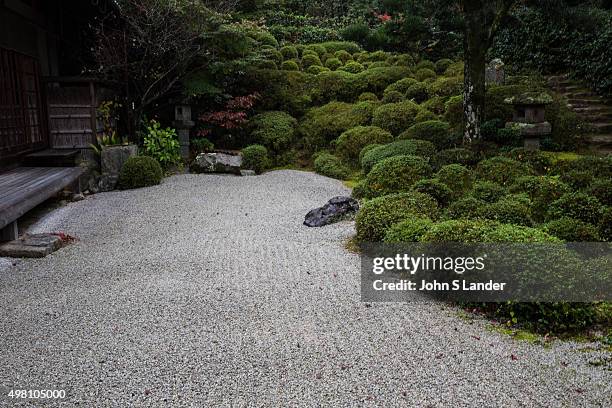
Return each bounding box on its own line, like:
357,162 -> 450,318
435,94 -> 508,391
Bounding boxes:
462,0 -> 487,144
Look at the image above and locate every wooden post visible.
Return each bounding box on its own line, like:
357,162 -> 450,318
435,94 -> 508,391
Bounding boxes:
0,221 -> 18,242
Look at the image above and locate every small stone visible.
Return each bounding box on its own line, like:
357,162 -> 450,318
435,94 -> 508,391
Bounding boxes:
240,170 -> 256,176
72,193 -> 85,202
0,234 -> 63,258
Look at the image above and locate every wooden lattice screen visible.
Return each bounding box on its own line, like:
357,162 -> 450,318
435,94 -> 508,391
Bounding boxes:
0,47 -> 48,164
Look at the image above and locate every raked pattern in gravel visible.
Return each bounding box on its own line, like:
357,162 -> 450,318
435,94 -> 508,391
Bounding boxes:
0,170 -> 610,407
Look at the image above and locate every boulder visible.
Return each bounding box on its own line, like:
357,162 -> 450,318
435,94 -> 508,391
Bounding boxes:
191,153 -> 242,174
98,144 -> 138,192
304,196 -> 359,227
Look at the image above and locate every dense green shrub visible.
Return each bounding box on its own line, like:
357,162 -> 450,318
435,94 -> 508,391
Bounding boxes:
249,111 -> 297,153
117,156 -> 163,190
444,61 -> 464,77
372,100 -> 421,135
281,60 -> 300,70
508,176 -> 570,222
587,178 -> 612,206
384,217 -> 434,243
334,50 -> 353,63
260,48 -> 283,65
362,155 -> 433,198
256,59 -> 278,70
245,69 -> 312,116
549,155 -> 612,178
428,77 -> 463,98
359,143 -> 382,164
358,92 -> 379,102
599,207 -> 612,241
340,61 -> 365,73
434,148 -> 477,168
541,218 -> 600,242
355,192 -> 438,242
479,195 -> 533,226
471,181 -> 506,203
434,58 -> 453,74
313,152 -> 350,180
481,224 -> 560,243
436,164 -> 473,197
299,102 -> 374,151
398,120 -> 452,149
280,45 -> 298,60
305,44 -> 327,56
560,170 -> 595,190
413,178 -> 453,207
341,22 -> 370,45
414,109 -> 438,123
444,95 -> 463,129
547,192 -> 602,224
191,137 -> 214,154
335,126 -> 393,164
381,90 -> 404,103
358,67 -> 412,95
444,196 -> 487,220
313,70 -> 361,102
389,54 -> 415,67
422,220 -> 559,243
420,96 -> 446,115
416,60 -> 435,71
301,54 -> 322,69
384,78 -> 418,96
325,57 -> 343,70
405,82 -> 430,103
361,139 -> 436,173
475,156 -> 534,186
319,41 -> 361,54
503,148 -> 552,175
306,65 -> 329,75
484,84 -> 531,122
415,68 -> 436,82
241,145 -> 269,174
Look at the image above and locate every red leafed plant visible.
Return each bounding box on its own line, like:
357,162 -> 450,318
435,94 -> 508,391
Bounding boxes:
374,12 -> 392,23
198,93 -> 259,137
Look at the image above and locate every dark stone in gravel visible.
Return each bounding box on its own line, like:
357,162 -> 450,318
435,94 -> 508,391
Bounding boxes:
304,196 -> 359,227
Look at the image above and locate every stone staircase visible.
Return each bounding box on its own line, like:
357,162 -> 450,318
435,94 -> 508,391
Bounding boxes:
547,74 -> 612,154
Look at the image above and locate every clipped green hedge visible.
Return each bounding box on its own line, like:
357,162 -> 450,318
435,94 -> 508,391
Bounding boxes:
475,156 -> 534,186
372,100 -> 421,135
313,152 -> 351,180
361,139 -> 436,173
384,217 -> 434,243
541,217 -> 600,242
249,111 -> 297,153
547,192 -> 603,224
361,155 -> 433,198
335,126 -> 393,164
398,120 -> 452,149
355,192 -> 438,242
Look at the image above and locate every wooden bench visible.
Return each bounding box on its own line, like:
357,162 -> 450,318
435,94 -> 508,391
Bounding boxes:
0,167 -> 84,241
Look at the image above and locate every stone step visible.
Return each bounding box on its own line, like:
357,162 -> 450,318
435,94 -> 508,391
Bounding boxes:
572,105 -> 612,113
585,134 -> 612,145
579,113 -> 612,122
567,98 -> 604,105
562,91 -> 599,98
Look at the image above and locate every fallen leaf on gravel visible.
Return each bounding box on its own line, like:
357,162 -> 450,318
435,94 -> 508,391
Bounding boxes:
315,373 -> 322,379
511,354 -> 518,360
471,335 -> 481,340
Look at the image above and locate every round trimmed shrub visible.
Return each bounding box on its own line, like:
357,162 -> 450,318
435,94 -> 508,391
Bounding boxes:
355,192 -> 438,242
413,178 -> 453,207
471,181 -> 506,203
384,218 -> 434,243
305,44 -> 327,56
301,54 -> 322,69
388,54 -> 414,67
358,66 -> 412,95
260,48 -> 282,65
241,144 -> 269,174
281,60 -> 299,71
382,90 -> 404,103
340,61 -> 364,73
434,148 -> 477,168
372,100 -> 421,135
306,65 -> 330,75
363,155 -> 433,198
550,154 -> 612,179
444,95 -> 463,129
361,139 -> 436,173
434,58 -> 453,74
481,224 -> 560,243
398,120 -> 452,149
599,207 -> 612,241
414,109 -> 437,123
436,164 -> 473,197
358,92 -> 378,102
503,148 -> 552,175
303,48 -> 320,57
325,57 -> 343,70
508,176 -> 570,222
249,111 -> 297,153
280,45 -> 298,60
421,219 -> 498,243
420,96 -> 446,115
475,156 -> 534,186
541,218 -> 600,242
547,192 -> 603,224
384,78 -> 418,96
335,126 -> 393,163
429,77 -> 463,98
117,156 -> 163,190
479,195 -> 533,226
359,143 -> 382,164
587,178 -> 612,206
405,82 -> 430,103
334,50 -> 353,63
415,68 -> 436,82
415,60 -> 435,71
257,60 -> 278,70
444,196 -> 487,220
313,152 -> 350,180
444,61 -> 464,77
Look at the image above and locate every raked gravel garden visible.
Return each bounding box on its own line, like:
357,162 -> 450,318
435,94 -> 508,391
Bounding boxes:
0,170 -> 609,407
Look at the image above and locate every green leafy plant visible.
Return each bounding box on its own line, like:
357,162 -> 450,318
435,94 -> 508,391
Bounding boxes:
143,120 -> 181,168
117,156 -> 163,190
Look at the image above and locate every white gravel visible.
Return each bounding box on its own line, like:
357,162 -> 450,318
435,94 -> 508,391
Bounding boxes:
0,170 -> 610,407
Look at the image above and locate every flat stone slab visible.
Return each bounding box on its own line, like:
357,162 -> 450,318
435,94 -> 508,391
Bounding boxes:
0,233 -> 63,258
191,153 -> 242,175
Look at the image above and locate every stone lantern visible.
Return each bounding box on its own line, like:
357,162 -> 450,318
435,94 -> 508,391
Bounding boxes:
173,103 -> 195,159
504,92 -> 553,151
